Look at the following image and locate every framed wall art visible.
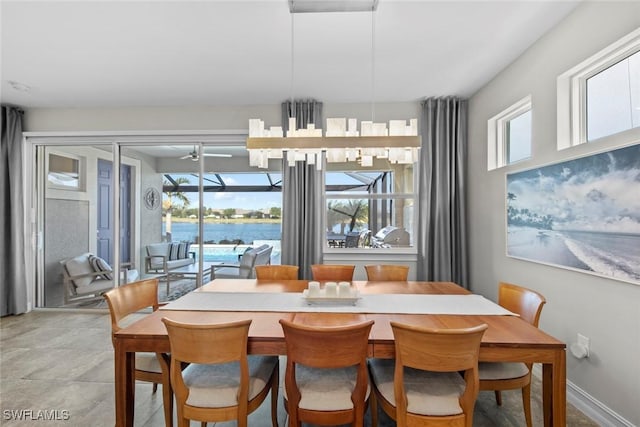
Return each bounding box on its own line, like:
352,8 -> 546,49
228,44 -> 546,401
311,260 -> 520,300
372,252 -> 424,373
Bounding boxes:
506,142 -> 640,285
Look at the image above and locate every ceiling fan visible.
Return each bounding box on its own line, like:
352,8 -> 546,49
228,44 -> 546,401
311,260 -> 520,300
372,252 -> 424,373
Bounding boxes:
180,146 -> 232,161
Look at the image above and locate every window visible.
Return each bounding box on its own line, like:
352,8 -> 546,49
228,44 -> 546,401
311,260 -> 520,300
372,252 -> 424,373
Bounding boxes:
487,95 -> 532,170
557,28 -> 640,149
47,152 -> 83,190
325,164 -> 416,250
586,51 -> 640,141
161,172 -> 282,261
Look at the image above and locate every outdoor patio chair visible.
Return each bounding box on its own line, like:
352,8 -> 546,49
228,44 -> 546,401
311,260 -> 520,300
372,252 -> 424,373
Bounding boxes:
60,253 -> 138,305
214,244 -> 272,279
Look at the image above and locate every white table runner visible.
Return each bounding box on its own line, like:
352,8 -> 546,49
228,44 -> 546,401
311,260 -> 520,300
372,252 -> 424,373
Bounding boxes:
160,292 -> 515,316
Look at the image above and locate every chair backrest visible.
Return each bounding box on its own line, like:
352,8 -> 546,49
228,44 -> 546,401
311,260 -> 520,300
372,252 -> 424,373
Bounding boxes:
365,264 -> 409,281
237,245 -> 272,278
498,282 -> 546,327
310,264 -> 355,281
255,265 -> 299,280
390,322 -> 488,426
162,318 -> 251,364
237,248 -> 259,278
279,319 -> 374,424
254,245 -> 273,266
161,318 -> 252,409
103,278 -> 159,341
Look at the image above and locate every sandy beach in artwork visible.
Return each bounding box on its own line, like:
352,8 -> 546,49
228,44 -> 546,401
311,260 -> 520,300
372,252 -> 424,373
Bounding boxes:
508,226 -> 591,270
508,226 -> 640,282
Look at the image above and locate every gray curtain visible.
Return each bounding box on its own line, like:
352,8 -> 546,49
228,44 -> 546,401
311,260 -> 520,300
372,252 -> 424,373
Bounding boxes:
280,99 -> 324,279
416,97 -> 469,287
1,106 -> 28,316
281,99 -> 323,133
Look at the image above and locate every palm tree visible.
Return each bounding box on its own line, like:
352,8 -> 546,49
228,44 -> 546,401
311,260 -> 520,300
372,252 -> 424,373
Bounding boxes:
163,178 -> 190,239
329,200 -> 369,233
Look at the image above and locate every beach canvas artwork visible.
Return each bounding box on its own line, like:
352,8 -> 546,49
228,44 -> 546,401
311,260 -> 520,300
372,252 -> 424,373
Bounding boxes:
506,143 -> 640,284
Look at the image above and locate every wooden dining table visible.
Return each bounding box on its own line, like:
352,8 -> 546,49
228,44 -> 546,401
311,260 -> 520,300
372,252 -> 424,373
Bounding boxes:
113,279 -> 566,427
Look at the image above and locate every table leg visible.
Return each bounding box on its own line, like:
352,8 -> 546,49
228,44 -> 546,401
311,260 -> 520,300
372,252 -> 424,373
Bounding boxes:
542,349 -> 566,427
114,340 -> 135,427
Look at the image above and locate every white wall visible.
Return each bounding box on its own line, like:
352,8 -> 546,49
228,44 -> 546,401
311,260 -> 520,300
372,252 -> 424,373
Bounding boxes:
467,2 -> 640,425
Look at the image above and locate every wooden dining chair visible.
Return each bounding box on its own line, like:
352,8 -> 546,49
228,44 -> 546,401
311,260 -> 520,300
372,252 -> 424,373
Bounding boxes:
279,318 -> 374,427
368,322 -> 488,427
103,278 -> 173,427
310,264 -> 355,281
255,264 -> 299,280
364,265 -> 409,281
161,318 -> 279,427
479,282 -> 546,427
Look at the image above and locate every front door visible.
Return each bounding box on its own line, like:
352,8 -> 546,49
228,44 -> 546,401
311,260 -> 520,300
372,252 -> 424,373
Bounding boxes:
97,159 -> 131,265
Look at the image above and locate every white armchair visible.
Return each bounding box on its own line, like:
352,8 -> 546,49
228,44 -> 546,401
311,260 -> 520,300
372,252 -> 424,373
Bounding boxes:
60,253 -> 139,304
214,245 -> 273,279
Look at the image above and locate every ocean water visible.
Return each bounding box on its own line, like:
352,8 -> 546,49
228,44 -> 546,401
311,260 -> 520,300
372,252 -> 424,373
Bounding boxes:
508,226 -> 640,282
164,222 -> 282,245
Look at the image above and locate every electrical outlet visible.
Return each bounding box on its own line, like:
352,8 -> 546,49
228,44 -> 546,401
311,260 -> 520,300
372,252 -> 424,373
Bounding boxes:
577,333 -> 590,355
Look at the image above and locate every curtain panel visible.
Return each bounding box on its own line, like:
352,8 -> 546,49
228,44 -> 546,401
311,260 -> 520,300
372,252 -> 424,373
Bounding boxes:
281,99 -> 323,133
417,97 -> 469,287
1,105 -> 28,316
280,99 -> 324,279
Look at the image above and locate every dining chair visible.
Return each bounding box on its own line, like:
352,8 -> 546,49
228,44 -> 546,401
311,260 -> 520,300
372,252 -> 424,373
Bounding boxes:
255,264 -> 299,280
479,282 -> 546,427
364,264 -> 409,281
279,318 -> 374,427
310,264 -> 356,281
161,318 -> 279,427
103,278 -> 173,427
368,322 -> 488,427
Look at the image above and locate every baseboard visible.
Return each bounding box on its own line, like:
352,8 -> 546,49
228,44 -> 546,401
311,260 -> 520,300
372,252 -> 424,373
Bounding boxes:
532,366 -> 635,427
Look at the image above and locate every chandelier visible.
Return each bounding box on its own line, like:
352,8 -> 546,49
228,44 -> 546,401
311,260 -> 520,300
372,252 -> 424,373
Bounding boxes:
246,0 -> 420,169
247,117 -> 420,169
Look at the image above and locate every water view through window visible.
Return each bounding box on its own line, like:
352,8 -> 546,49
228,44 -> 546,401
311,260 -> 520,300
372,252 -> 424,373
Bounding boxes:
162,173 -> 283,263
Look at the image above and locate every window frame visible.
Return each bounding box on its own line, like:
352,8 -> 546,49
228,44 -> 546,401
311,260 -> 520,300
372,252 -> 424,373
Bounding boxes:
323,166 -> 418,254
487,95 -> 532,171
557,28 -> 640,150
46,150 -> 85,191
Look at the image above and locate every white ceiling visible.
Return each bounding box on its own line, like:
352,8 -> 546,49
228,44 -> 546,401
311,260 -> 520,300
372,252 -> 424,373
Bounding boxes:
1,0 -> 581,109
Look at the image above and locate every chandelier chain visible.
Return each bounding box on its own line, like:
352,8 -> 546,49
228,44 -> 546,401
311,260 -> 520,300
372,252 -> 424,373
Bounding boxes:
371,9 -> 376,123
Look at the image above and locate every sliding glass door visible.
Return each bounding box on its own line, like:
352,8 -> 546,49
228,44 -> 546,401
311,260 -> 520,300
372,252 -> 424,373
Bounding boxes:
30,135 -> 281,308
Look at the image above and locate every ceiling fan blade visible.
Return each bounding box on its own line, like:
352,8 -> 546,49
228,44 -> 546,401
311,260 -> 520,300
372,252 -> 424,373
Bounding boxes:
202,153 -> 232,158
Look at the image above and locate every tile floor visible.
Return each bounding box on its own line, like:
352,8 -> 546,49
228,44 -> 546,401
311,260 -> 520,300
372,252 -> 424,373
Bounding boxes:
0,310 -> 598,426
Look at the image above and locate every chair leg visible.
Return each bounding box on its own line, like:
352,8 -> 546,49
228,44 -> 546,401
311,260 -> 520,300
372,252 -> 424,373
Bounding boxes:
162,380 -> 173,427
200,423 -> 206,427
370,393 -> 378,427
494,390 -> 503,406
153,383 -> 158,393
522,384 -> 533,427
270,364 -> 279,427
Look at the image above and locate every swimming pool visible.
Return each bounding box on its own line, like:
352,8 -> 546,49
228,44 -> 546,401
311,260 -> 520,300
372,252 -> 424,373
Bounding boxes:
194,241 -> 282,264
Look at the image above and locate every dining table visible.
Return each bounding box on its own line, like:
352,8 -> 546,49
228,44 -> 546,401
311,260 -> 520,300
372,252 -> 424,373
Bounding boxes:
113,279 -> 566,427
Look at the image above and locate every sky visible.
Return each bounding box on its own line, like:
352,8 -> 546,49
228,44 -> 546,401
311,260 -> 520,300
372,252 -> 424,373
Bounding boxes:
507,144 -> 640,233
168,171 -> 382,211
167,173 -> 282,211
